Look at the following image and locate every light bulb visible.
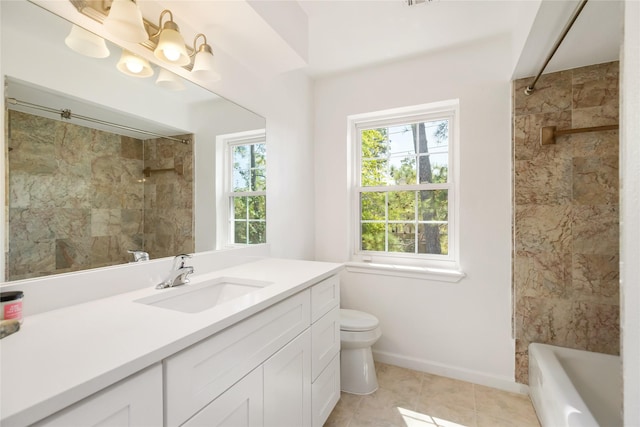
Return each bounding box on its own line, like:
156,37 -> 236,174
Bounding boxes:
126,60 -> 144,74
163,47 -> 181,62
117,50 -> 153,78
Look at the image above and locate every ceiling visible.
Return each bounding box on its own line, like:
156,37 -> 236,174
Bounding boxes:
152,0 -> 622,80
298,0 -> 526,76
298,0 -> 622,78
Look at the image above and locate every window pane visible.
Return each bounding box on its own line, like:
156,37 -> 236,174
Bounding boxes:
253,143 -> 266,167
411,119 -> 449,184
233,197 -> 247,220
418,224 -> 448,255
234,220 -> 247,244
418,190 -> 448,221
389,155 -> 416,185
388,191 -> 415,221
361,128 -> 388,158
251,169 -> 266,191
249,221 -> 266,244
233,146 -> 250,191
248,195 -> 266,220
388,223 -> 415,253
418,154 -> 448,184
361,192 -> 385,220
422,120 -> 449,154
361,159 -> 388,186
361,223 -> 385,251
233,169 -> 250,191
387,125 -> 415,155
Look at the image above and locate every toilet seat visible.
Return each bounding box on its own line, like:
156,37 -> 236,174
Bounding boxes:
340,309 -> 379,332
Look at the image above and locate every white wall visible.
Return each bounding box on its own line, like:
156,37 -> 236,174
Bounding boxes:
260,70 -> 315,259
314,35 -> 518,390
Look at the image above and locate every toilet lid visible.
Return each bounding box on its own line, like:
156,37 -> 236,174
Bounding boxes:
340,309 -> 379,332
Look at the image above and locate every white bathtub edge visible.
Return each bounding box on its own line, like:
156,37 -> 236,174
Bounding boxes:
529,343 -> 601,427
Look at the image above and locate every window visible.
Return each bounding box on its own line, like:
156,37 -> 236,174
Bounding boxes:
218,130 -> 266,246
351,101 -> 459,270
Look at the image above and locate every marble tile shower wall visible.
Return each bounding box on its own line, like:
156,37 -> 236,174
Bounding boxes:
142,136 -> 194,258
512,61 -> 620,383
6,111 -> 194,281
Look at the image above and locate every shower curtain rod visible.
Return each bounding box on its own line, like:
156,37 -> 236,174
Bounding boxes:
524,0 -> 589,95
6,97 -> 190,144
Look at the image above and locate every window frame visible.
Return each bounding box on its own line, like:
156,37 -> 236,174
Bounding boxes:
349,100 -> 461,271
216,129 -> 267,248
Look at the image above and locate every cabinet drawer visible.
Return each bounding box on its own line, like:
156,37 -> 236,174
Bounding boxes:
311,305 -> 340,381
165,290 -> 311,427
312,354 -> 340,427
33,364 -> 163,427
311,275 -> 340,322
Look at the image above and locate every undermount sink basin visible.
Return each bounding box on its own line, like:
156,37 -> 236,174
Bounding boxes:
135,277 -> 271,313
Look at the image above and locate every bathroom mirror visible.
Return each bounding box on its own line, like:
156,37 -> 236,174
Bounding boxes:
2,0 -> 266,281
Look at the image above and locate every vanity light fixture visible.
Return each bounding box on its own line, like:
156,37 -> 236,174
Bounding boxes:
103,0 -> 148,44
151,10 -> 190,66
65,24 -> 110,58
191,34 -> 221,81
69,0 -> 221,79
116,49 -> 154,78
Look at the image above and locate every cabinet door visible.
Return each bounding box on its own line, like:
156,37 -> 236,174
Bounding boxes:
311,305 -> 340,381
264,329 -> 312,427
33,364 -> 163,427
182,368 -> 263,427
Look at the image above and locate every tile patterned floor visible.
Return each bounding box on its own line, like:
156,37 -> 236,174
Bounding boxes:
324,363 -> 541,427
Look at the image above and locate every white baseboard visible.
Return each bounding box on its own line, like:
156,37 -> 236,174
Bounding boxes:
372,349 -> 529,395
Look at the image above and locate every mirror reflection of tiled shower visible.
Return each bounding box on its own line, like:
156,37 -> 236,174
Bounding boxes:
6,111 -> 194,281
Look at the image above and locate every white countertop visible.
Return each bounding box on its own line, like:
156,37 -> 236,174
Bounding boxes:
0,258 -> 342,427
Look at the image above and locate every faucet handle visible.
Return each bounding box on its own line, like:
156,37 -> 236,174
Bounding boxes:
172,253 -> 193,268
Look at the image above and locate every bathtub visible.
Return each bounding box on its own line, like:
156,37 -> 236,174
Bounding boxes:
529,343 -> 622,427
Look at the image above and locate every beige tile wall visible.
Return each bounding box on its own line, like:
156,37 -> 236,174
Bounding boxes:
512,61 -> 620,383
142,136 -> 194,259
6,111 -> 194,280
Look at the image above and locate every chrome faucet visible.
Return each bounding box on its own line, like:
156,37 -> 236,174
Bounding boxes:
128,250 -> 149,262
156,254 -> 195,289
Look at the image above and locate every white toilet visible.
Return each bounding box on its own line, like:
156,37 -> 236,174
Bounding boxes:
340,309 -> 382,394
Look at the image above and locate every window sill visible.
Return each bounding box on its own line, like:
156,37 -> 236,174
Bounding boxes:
344,261 -> 466,283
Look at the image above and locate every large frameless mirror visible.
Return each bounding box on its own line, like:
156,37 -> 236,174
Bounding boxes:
2,0 -> 266,281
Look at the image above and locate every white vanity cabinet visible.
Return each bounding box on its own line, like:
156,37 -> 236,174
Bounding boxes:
165,290 -> 311,426
0,259 -> 344,427
167,275 -> 341,427
32,364 -> 163,427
